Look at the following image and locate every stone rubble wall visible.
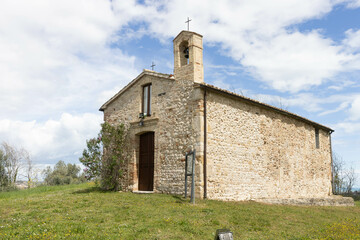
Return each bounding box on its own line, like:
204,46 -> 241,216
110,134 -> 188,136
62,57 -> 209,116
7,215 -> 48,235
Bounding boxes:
102,28 -> 337,204
205,90 -> 333,201
173,31 -> 203,84
103,30 -> 205,197
104,71 -> 202,196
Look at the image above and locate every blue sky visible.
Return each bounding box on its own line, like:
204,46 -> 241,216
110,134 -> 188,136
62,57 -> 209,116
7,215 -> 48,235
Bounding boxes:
0,0 -> 359,186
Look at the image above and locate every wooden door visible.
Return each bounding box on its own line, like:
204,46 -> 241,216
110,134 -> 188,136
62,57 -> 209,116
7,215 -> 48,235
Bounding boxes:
139,132 -> 154,191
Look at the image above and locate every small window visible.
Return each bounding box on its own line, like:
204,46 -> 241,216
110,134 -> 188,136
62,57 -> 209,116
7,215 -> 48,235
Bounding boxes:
315,128 -> 320,149
142,84 -> 151,116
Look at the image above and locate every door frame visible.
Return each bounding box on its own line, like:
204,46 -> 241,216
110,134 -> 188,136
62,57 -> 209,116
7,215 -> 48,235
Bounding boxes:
130,118 -> 159,192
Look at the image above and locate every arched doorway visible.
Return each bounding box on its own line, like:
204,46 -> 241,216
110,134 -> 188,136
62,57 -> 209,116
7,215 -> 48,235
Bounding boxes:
138,132 -> 154,191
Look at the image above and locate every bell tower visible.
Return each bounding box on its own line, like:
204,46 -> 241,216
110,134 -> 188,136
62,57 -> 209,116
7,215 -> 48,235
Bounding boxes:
173,31 -> 204,83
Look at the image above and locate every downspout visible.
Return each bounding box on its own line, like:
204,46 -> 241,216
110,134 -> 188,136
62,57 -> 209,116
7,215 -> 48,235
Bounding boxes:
329,130 -> 334,195
203,89 -> 207,199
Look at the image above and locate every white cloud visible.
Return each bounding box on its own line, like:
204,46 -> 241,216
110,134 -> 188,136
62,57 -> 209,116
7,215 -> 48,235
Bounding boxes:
333,121 -> 360,133
2,0 -> 358,120
211,79 -> 231,91
319,101 -> 351,116
0,0 -> 145,166
343,29 -> 360,51
140,0 -> 335,38
242,91 -> 360,121
248,92 -> 353,113
0,113 -> 103,164
345,0 -> 360,8
1,0 -> 360,167
115,0 -> 360,93
348,95 -> 360,121
328,79 -> 356,91
240,31 -> 351,92
0,0 -> 138,121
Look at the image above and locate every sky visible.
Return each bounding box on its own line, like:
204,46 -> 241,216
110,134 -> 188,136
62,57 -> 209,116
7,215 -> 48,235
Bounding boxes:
0,0 -> 359,186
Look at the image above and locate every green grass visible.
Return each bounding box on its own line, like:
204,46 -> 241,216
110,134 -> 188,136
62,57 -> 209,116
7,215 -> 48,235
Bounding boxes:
0,183 -> 359,239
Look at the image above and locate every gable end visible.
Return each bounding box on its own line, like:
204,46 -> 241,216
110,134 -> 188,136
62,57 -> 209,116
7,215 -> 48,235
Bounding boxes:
99,70 -> 174,111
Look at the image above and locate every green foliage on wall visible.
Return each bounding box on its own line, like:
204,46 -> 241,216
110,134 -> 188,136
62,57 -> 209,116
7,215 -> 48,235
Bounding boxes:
80,122 -> 127,191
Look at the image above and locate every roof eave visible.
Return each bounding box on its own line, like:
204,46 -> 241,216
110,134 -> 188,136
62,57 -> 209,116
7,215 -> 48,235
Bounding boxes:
173,30 -> 203,42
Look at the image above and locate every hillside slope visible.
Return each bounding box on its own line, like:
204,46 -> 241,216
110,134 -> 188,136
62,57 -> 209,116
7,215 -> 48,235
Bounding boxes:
0,183 -> 359,239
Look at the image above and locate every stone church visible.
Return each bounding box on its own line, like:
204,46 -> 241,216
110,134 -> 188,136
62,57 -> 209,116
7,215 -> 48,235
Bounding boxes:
100,30 -> 353,205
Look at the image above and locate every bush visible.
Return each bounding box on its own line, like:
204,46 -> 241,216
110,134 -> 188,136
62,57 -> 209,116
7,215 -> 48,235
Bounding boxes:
342,191 -> 360,201
0,185 -> 18,192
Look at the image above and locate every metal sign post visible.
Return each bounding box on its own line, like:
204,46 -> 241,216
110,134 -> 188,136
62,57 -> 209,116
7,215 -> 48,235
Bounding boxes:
185,150 -> 196,204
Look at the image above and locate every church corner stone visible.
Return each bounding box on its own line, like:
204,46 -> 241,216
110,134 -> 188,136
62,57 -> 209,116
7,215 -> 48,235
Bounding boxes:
99,30 -> 353,206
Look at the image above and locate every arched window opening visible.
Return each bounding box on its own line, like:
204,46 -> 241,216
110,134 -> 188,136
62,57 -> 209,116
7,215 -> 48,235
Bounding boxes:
179,41 -> 189,66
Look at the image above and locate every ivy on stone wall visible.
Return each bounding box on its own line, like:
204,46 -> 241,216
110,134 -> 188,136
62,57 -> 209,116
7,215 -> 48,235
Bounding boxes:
80,122 -> 127,191
100,122 -> 126,191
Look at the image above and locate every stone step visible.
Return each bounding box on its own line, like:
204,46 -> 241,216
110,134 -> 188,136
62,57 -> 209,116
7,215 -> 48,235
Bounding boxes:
133,191 -> 154,194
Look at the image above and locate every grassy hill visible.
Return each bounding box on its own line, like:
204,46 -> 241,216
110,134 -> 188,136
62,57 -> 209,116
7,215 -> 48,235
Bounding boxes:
0,183 -> 359,239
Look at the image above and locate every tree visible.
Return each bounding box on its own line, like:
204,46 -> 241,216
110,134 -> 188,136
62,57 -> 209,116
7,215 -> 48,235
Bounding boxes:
0,142 -> 27,186
79,137 -> 102,181
0,142 -> 35,190
21,148 -> 34,189
43,160 -> 86,185
332,153 -> 357,195
80,122 -> 127,191
0,149 -> 9,189
344,167 -> 356,194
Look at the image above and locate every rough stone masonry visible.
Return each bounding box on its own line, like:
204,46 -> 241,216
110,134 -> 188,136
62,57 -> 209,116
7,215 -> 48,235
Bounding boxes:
100,30 -> 354,206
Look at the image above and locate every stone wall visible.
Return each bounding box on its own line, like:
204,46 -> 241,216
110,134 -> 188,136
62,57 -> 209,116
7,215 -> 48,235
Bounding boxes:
103,70 -> 203,196
102,30 -> 206,197
173,31 -> 203,84
103,71 -> 334,202
101,30 -> 336,204
205,90 -> 333,201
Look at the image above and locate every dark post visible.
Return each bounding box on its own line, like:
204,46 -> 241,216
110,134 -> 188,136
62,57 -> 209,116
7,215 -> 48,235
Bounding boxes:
330,132 -> 334,194
190,149 -> 196,204
203,89 -> 207,199
185,150 -> 196,204
185,152 -> 188,198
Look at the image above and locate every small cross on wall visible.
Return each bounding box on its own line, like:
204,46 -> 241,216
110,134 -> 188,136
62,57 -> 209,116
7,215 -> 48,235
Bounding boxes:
150,62 -> 156,71
185,17 -> 192,31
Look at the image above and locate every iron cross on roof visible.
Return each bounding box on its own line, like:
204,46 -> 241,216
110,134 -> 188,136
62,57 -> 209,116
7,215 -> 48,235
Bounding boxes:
185,17 -> 192,31
150,61 -> 156,71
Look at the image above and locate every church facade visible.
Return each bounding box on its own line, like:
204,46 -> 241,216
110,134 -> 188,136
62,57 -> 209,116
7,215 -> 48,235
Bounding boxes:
100,31 -> 353,205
